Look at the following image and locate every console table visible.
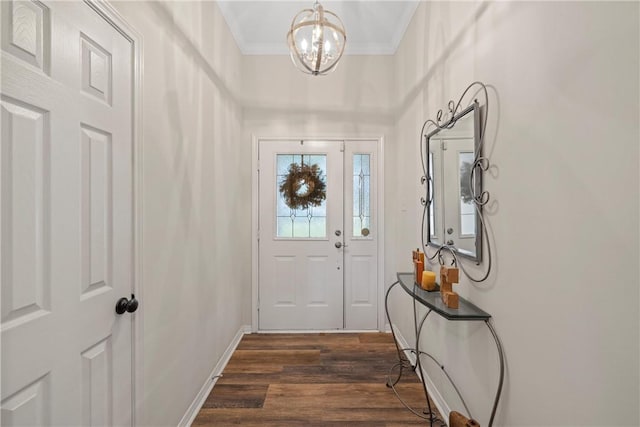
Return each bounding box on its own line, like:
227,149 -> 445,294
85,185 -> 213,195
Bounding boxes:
385,273 -> 505,427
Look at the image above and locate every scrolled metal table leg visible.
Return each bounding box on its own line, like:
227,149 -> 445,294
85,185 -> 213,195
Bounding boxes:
385,280 -> 432,420
414,305 -> 438,427
385,281 -> 406,387
415,349 -> 473,419
485,320 -> 505,427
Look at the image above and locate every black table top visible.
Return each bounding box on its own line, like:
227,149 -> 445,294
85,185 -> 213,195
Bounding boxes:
396,272 -> 491,321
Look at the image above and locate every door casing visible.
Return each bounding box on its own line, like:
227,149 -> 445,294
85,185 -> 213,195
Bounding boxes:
251,136 -> 386,332
83,1 -> 143,424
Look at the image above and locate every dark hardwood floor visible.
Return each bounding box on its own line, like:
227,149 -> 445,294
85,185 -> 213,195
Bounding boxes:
192,333 -> 443,426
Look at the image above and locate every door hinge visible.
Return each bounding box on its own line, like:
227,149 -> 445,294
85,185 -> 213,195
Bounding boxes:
257,159 -> 260,172
441,140 -> 447,150
257,230 -> 260,241
340,142 -> 345,152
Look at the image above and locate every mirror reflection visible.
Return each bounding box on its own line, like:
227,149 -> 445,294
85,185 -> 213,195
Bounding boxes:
426,102 -> 482,261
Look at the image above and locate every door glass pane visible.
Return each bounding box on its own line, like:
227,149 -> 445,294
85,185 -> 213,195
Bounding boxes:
459,151 -> 476,236
276,154 -> 327,238
353,154 -> 371,238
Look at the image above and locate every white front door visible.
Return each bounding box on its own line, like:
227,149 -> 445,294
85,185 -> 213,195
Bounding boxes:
259,140 -> 344,330
1,1 -> 134,425
258,140 -> 379,330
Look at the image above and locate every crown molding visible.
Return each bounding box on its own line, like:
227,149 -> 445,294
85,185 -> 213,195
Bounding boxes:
217,1 -> 418,56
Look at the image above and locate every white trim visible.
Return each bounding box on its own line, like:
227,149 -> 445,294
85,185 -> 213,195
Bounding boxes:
392,325 -> 451,423
389,1 -> 420,54
255,135 -> 386,142
251,134 -> 259,332
257,329 -> 385,334
252,136 -> 385,332
216,1 -> 419,56
179,325 -> 252,427
83,2 -> 143,426
377,136 -> 386,332
237,44 -> 399,56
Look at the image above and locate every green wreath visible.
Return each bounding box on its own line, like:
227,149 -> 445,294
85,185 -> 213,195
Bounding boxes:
279,163 -> 326,210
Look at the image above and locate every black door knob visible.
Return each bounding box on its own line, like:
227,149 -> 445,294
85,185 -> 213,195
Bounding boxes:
126,294 -> 138,313
115,294 -> 139,315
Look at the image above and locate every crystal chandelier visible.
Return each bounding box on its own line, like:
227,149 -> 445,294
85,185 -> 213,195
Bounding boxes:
287,1 -> 347,76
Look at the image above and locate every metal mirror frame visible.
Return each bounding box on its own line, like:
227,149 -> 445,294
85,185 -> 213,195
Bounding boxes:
425,102 -> 482,262
419,81 -> 492,283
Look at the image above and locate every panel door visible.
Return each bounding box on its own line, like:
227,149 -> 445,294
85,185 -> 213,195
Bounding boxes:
258,140 -> 344,330
344,140 -> 378,330
1,1 -> 134,425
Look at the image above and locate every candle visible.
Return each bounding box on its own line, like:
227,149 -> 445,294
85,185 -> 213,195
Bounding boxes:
421,270 -> 436,291
414,260 -> 423,285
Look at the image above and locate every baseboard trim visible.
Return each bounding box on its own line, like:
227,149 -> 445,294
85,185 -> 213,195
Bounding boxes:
179,324 -> 251,427
392,325 -> 451,423
256,329 -> 384,334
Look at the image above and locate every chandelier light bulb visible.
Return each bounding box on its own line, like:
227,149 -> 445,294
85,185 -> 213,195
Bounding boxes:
287,1 -> 347,76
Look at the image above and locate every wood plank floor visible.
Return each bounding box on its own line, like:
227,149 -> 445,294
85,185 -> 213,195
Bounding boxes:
193,333 -> 443,426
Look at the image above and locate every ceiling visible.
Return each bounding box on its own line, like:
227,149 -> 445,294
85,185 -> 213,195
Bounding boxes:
217,1 -> 420,55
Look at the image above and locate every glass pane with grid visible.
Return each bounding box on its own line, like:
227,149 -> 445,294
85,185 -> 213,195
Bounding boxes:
276,154 -> 327,238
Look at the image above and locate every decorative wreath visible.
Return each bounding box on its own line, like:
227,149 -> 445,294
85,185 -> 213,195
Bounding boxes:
279,163 -> 326,210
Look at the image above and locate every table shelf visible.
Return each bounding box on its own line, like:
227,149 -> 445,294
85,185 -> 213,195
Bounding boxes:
396,273 -> 491,321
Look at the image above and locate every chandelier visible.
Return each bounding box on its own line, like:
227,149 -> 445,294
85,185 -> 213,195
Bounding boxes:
287,1 -> 347,76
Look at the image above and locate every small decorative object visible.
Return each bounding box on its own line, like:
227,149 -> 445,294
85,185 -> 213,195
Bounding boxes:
287,0 -> 346,76
450,411 -> 481,427
415,260 -> 424,286
440,265 -> 460,309
279,161 -> 326,210
412,248 -> 424,263
412,248 -> 425,285
421,271 -> 436,291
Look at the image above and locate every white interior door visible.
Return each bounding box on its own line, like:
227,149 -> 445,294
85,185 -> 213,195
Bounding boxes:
1,1 -> 134,425
258,140 -> 344,330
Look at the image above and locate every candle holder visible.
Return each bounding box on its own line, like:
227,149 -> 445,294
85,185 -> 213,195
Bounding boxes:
412,249 -> 425,285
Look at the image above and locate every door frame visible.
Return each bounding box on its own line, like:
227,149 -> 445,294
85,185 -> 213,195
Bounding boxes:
251,135 -> 386,332
83,1 -> 143,425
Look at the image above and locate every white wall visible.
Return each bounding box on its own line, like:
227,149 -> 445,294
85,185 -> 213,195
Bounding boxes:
389,1 -> 639,426
111,2 -> 250,426
241,55 -> 394,137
